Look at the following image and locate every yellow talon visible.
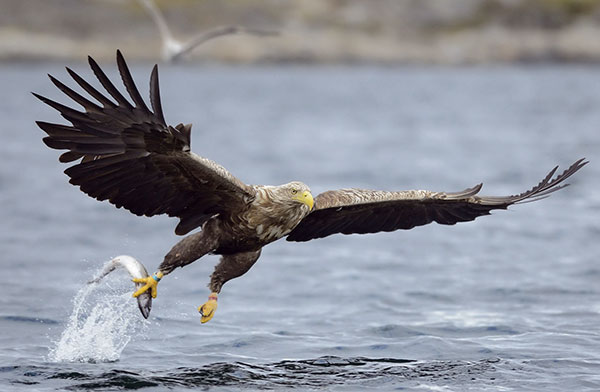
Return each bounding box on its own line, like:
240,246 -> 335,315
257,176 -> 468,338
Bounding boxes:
198,293 -> 218,323
132,271 -> 163,299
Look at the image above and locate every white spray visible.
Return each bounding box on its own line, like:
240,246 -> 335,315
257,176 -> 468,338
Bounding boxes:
48,256 -> 151,363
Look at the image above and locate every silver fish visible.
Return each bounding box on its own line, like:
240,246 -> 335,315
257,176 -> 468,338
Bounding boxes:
88,255 -> 152,319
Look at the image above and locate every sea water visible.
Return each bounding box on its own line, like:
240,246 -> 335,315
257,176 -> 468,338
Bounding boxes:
0,62 -> 599,391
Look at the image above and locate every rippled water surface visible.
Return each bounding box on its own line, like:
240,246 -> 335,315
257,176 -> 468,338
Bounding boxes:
1,62 -> 599,391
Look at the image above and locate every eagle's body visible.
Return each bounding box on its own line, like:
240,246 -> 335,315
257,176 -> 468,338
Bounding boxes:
202,182 -> 313,255
36,51 -> 587,322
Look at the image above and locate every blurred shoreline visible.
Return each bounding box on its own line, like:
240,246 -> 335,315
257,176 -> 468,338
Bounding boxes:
3,0 -> 600,64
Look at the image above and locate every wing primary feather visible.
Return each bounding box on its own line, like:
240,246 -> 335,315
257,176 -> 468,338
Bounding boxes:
526,165 -> 558,194
48,74 -> 103,112
514,194 -> 553,204
32,93 -> 92,124
36,121 -> 82,138
116,50 -> 150,113
526,184 -> 569,199
149,65 -> 166,125
59,151 -> 85,163
88,55 -> 133,109
37,121 -> 115,139
50,141 -> 125,155
66,67 -> 117,108
445,183 -> 483,199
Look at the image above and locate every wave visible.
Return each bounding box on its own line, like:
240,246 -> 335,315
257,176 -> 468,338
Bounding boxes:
0,315 -> 59,324
5,357 -> 500,390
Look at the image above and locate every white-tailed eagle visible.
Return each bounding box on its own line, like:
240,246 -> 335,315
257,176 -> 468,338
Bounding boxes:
35,51 -> 587,322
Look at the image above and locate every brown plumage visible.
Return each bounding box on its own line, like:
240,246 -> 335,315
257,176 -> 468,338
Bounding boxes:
36,51 -> 587,321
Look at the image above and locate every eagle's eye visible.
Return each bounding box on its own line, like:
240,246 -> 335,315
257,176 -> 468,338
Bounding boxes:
291,189 -> 298,195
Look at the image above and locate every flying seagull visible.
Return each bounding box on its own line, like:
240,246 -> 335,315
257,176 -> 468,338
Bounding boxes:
35,51 -> 587,323
137,0 -> 277,62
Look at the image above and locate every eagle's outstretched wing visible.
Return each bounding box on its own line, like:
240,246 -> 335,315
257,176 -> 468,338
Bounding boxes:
287,159 -> 587,242
35,50 -> 254,235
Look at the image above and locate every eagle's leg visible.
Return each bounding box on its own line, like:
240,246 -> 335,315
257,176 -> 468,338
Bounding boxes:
132,229 -> 219,299
198,249 -> 262,323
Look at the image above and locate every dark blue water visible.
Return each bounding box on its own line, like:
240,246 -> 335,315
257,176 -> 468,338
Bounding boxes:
1,62 -> 599,391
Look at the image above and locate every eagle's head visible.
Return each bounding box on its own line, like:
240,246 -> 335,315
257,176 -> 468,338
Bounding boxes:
250,181 -> 315,242
285,181 -> 314,211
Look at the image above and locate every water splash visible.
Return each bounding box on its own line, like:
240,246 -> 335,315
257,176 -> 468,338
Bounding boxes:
48,266 -> 149,363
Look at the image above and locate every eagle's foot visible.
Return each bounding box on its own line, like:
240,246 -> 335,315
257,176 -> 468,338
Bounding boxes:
132,271 -> 163,299
198,293 -> 218,323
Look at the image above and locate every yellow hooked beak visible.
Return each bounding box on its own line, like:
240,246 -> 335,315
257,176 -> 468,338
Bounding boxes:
294,190 -> 314,210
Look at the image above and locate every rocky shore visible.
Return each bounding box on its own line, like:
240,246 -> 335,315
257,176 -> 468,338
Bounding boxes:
2,0 -> 600,64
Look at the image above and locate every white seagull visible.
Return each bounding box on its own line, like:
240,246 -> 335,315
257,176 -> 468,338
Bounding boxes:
137,0 -> 277,62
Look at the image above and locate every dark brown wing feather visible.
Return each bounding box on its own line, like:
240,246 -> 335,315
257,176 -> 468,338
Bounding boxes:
35,50 -> 254,235
287,159 -> 587,242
